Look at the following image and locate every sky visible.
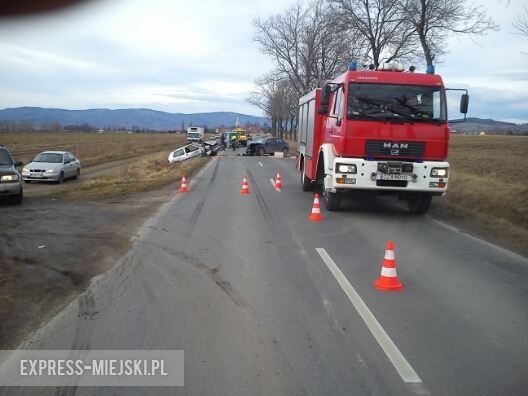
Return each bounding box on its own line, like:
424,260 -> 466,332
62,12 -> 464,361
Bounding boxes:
0,0 -> 527,122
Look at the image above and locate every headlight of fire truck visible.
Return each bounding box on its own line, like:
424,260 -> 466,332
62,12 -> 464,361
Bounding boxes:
430,167 -> 449,177
337,164 -> 357,174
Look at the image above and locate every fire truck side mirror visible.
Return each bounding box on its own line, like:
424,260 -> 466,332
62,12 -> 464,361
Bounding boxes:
318,84 -> 332,114
460,94 -> 469,114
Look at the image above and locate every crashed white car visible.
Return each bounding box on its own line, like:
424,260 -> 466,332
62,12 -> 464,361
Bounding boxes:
168,144 -> 204,164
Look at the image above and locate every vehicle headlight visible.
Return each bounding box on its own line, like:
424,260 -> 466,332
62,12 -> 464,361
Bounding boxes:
430,167 -> 449,177
337,164 -> 357,174
46,168 -> 56,173
22,168 -> 30,173
1,174 -> 18,182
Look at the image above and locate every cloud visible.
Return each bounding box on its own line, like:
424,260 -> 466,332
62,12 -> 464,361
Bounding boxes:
0,0 -> 526,122
0,43 -> 121,74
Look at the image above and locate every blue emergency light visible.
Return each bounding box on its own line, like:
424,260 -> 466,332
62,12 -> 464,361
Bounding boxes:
426,65 -> 435,74
348,61 -> 358,71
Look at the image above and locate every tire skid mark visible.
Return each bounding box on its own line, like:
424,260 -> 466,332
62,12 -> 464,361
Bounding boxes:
54,289 -> 96,396
185,158 -> 221,238
151,243 -> 250,310
246,167 -> 273,226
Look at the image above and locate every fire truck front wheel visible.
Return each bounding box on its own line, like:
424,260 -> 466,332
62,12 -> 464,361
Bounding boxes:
407,192 -> 432,215
323,189 -> 341,211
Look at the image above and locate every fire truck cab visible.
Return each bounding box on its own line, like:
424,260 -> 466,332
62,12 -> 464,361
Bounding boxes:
297,62 -> 469,214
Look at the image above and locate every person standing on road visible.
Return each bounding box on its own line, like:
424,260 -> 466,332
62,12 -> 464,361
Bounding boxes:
231,134 -> 237,151
220,132 -> 225,150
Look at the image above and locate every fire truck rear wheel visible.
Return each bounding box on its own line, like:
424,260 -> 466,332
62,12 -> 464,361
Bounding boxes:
323,189 -> 341,211
407,192 -> 432,215
301,167 -> 313,192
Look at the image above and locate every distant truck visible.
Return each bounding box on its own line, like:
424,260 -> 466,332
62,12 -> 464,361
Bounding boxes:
187,127 -> 205,143
297,61 -> 469,214
233,127 -> 249,147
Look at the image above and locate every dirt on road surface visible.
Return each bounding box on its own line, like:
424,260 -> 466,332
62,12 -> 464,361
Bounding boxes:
0,188 -> 175,349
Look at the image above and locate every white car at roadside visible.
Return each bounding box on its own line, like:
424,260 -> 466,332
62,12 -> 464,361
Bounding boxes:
168,144 -> 204,164
22,151 -> 81,184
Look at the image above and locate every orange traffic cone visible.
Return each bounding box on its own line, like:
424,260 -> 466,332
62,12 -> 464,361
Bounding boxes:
180,175 -> 189,193
240,176 -> 251,195
308,194 -> 324,221
274,173 -> 283,190
374,241 -> 404,291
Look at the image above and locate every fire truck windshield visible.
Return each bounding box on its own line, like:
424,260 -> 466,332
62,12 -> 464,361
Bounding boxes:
347,83 -> 446,123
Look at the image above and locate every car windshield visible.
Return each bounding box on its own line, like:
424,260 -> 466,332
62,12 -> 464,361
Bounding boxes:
188,133 -> 200,138
34,153 -> 63,163
0,149 -> 13,165
347,83 -> 446,123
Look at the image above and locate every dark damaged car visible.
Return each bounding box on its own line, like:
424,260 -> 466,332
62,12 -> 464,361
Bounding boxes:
246,137 -> 289,156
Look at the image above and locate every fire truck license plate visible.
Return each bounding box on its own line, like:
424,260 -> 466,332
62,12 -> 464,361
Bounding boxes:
377,173 -> 408,181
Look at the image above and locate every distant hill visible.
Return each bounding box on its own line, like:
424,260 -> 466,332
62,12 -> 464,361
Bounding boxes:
449,118 -> 528,135
0,107 -> 269,130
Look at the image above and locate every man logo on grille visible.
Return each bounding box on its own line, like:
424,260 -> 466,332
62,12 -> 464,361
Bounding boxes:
383,142 -> 409,149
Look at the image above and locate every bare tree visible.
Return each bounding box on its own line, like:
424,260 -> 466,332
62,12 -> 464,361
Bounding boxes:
249,73 -> 292,136
404,0 -> 499,66
253,0 -> 363,95
513,5 -> 528,36
330,0 -> 418,68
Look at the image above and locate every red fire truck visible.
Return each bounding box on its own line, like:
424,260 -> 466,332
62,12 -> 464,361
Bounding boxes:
297,62 -> 468,214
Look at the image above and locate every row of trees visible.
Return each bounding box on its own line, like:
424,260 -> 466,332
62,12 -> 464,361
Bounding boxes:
250,0 -> 498,138
0,120 -> 271,134
0,120 -> 160,133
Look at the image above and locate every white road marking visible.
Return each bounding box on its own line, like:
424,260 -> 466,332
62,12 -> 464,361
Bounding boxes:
316,248 -> 422,384
258,162 -> 264,167
269,178 -> 281,192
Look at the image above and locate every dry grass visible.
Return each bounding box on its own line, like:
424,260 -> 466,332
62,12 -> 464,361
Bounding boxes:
64,153 -> 210,200
1,131 -> 186,167
433,135 -> 528,255
0,131 -> 211,201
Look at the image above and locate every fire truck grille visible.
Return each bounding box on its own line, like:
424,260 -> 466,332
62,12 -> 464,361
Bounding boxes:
365,140 -> 425,158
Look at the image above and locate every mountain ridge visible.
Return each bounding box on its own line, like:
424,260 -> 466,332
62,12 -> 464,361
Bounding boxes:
1,107 -> 527,134
0,107 -> 269,130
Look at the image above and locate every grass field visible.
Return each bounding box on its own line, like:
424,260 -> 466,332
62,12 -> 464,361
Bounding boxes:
65,153 -> 210,200
433,135 -> 528,255
442,135 -> 527,228
1,131 -> 212,201
1,131 -> 186,167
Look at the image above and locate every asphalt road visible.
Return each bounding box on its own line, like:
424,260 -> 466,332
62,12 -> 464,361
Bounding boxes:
2,148 -> 527,395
